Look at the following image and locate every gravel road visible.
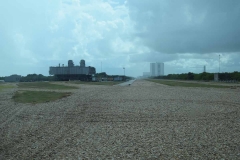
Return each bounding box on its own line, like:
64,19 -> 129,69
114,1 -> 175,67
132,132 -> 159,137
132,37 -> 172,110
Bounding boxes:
0,80 -> 239,159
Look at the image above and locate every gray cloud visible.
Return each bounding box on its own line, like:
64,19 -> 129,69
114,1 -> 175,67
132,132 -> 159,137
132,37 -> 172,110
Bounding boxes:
130,52 -> 178,63
127,0 -> 240,54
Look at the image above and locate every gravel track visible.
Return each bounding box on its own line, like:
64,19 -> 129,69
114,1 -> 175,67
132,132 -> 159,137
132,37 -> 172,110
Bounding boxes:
0,80 -> 239,159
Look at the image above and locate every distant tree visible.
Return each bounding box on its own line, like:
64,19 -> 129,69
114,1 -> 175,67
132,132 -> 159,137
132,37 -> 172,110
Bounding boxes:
178,73 -> 188,80
95,72 -> 107,77
187,72 -> 194,80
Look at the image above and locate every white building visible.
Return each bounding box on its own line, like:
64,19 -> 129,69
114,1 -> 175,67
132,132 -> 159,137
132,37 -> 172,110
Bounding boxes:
150,62 -> 164,76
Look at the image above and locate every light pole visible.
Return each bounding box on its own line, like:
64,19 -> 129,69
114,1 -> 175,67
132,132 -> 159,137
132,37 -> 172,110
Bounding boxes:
219,55 -> 220,73
123,67 -> 125,76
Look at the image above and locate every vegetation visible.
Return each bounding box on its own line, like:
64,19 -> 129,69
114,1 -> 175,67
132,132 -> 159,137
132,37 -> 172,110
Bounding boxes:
18,82 -> 78,90
18,73 -> 134,82
147,79 -> 229,88
0,84 -> 15,91
95,72 -> 134,81
154,71 -> 240,81
67,81 -> 122,85
13,91 -> 71,104
20,74 -> 57,82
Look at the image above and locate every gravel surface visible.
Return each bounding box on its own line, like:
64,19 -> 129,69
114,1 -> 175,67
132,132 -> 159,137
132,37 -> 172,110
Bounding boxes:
0,80 -> 239,159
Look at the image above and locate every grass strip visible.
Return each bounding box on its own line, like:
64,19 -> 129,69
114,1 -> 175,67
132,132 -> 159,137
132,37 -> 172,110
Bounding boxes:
147,79 -> 229,88
18,82 -> 78,90
0,85 -> 15,92
13,91 -> 71,104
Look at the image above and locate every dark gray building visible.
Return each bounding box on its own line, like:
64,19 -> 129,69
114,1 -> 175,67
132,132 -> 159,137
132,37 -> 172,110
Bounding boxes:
49,59 -> 96,81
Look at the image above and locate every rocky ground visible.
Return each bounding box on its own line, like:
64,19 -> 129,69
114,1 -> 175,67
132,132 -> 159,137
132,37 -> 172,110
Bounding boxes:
0,80 -> 239,159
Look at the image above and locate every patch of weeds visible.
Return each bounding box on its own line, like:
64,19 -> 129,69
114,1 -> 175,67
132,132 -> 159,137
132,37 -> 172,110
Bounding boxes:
13,91 -> 71,104
0,85 -> 15,92
147,79 -> 229,88
18,82 -> 78,90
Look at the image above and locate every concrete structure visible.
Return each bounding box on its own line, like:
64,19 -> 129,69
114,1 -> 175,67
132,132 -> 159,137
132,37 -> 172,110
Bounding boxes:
4,75 -> 21,82
49,59 -> 96,81
150,62 -> 164,77
49,60 -> 95,75
80,59 -> 85,67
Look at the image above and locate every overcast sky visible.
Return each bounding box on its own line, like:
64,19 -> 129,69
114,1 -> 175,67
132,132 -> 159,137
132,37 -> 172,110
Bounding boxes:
1,0 -> 240,77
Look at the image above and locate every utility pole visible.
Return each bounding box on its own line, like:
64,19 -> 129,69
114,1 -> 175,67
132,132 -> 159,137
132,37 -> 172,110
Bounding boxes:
123,67 -> 125,76
101,61 -> 102,73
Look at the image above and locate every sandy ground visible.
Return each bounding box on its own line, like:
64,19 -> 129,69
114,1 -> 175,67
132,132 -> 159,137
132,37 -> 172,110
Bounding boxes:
0,80 -> 239,159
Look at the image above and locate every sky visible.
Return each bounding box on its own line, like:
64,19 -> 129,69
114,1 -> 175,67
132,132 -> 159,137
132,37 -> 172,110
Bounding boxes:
1,0 -> 240,77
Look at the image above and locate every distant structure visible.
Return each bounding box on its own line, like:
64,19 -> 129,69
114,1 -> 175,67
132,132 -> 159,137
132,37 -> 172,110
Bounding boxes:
204,65 -> 206,72
214,73 -> 219,81
49,59 -> 96,81
5,74 -> 21,82
150,62 -> 164,77
143,72 -> 151,78
80,59 -> 85,67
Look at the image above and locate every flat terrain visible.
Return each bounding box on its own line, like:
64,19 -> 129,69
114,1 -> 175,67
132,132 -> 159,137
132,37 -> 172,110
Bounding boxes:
18,82 -> 78,90
0,80 -> 239,159
147,79 -> 240,88
66,81 -> 122,86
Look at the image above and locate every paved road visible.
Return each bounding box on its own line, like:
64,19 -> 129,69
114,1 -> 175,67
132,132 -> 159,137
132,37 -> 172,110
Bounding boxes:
117,79 -> 136,86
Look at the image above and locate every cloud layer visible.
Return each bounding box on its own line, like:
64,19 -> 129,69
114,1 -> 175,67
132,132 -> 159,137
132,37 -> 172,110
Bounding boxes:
0,0 -> 240,77
127,0 -> 240,54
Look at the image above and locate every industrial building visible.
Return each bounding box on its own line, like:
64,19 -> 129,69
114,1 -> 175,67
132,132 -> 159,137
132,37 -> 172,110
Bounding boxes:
4,75 -> 21,82
49,60 -> 96,81
150,62 -> 164,77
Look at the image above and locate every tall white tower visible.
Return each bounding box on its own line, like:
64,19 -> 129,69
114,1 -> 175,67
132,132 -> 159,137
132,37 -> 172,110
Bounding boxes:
150,62 -> 164,76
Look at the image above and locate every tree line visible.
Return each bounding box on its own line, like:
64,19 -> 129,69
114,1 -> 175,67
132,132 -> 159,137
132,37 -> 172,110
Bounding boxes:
1,73 -> 133,82
20,74 -> 57,82
154,71 -> 240,81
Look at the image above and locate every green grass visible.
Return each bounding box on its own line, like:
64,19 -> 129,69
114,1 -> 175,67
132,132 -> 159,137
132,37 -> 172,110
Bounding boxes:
67,81 -> 122,86
147,79 -> 229,88
18,82 -> 78,90
13,91 -> 71,104
0,84 -> 15,91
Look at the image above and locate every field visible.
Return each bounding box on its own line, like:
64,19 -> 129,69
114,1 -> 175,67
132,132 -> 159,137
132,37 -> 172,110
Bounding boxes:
0,80 -> 239,159
147,79 -> 235,88
18,82 -> 78,90
13,91 -> 71,104
0,84 -> 15,92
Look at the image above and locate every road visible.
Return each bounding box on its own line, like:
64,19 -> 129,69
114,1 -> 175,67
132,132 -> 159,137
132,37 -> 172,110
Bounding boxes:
117,79 -> 136,86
